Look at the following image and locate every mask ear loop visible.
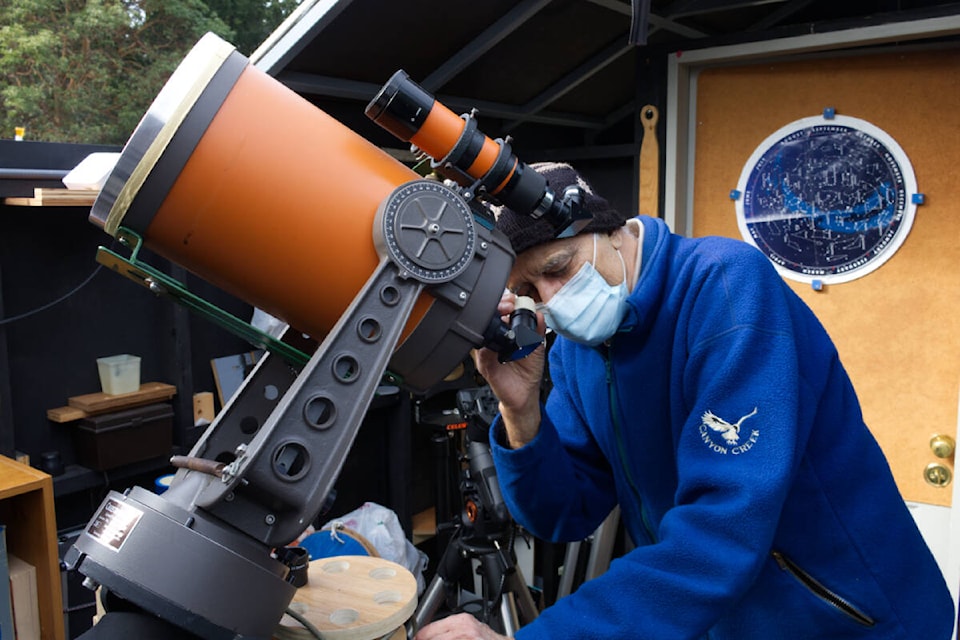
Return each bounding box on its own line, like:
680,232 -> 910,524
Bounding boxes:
596,232 -> 628,285
617,246 -> 627,284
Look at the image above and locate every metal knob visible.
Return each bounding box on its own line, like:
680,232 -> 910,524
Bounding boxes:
930,435 -> 955,459
924,463 -> 952,488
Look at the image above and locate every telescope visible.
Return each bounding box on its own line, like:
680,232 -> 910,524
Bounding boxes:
64,33 -> 589,639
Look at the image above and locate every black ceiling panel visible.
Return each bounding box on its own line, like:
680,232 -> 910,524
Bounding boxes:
255,0 -> 960,156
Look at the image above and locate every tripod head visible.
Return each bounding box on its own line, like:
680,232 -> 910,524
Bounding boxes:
411,384 -> 540,635
456,386 -> 511,540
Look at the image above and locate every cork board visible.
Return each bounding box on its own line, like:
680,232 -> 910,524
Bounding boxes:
691,48 -> 960,506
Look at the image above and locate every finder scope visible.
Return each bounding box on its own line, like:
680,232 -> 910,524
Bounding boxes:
366,70 -> 592,241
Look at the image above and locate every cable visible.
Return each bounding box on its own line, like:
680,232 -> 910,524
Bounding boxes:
283,605 -> 326,639
0,263 -> 103,325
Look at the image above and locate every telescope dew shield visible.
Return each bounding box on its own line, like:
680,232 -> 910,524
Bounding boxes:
90,33 -> 512,391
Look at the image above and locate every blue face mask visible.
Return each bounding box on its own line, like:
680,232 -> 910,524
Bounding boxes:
539,234 -> 629,346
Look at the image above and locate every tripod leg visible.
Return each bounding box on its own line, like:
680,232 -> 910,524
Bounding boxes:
483,562 -> 539,637
585,507 -> 620,581
408,574 -> 447,637
556,540 -> 581,598
476,543 -> 539,636
499,592 -> 521,637
408,529 -> 470,636
503,564 -> 539,625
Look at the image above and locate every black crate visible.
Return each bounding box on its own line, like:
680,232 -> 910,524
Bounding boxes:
74,403 -> 173,471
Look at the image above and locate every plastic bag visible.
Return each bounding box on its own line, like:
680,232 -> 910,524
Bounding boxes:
322,501 -> 429,594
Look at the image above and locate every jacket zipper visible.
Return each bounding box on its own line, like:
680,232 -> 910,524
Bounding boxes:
772,550 -> 875,627
602,347 -> 657,544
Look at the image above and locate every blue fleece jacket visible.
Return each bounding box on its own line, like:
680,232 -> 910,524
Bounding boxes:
491,216 -> 953,639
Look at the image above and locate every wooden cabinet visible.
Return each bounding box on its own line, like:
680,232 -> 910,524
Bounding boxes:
0,455 -> 65,640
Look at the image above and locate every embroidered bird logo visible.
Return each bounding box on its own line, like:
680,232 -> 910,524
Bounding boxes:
702,407 -> 759,445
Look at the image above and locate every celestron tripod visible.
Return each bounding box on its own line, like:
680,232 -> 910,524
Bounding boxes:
409,386 -> 539,637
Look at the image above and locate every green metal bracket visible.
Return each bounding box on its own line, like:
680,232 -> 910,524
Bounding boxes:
96,228 -> 311,367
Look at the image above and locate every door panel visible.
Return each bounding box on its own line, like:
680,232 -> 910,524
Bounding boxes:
690,48 -> 960,507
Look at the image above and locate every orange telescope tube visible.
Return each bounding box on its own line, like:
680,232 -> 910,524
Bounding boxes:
90,34 -> 431,342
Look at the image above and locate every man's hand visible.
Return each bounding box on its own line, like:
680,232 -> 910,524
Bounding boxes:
474,291 -> 546,448
413,613 -> 511,640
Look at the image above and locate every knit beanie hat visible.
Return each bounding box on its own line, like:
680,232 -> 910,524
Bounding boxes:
495,162 -> 627,254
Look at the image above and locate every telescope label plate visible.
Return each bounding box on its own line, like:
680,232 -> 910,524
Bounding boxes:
86,497 -> 144,553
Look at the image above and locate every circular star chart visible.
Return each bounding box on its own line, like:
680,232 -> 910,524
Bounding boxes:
734,113 -> 918,284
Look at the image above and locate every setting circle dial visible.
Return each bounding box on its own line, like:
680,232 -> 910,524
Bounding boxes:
378,180 -> 477,283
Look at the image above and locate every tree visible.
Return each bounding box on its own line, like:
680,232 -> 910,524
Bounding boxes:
0,0 -> 297,144
205,0 -> 300,56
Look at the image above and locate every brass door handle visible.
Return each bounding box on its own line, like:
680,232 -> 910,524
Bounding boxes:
930,435 -> 955,459
924,463 -> 953,488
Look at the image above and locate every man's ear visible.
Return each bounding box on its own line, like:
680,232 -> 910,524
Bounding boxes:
609,228 -> 624,251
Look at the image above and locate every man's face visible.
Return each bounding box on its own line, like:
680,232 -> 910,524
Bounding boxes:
507,231 -> 625,304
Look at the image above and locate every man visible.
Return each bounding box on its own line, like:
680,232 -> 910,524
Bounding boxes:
415,163 -> 954,639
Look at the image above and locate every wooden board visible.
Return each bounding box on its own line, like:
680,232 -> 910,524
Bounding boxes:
45,406 -> 88,424
690,48 -> 960,506
193,392 -> 216,425
4,188 -> 97,207
412,507 -> 436,545
274,556 -> 416,640
45,382 -> 177,422
0,457 -> 47,500
638,105 -> 660,216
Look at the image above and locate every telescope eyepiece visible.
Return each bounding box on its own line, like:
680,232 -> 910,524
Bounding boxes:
365,69 -> 435,142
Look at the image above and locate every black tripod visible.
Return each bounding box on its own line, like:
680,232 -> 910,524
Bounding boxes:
410,386 -> 539,637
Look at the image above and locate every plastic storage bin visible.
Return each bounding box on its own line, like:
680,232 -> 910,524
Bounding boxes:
96,354 -> 141,395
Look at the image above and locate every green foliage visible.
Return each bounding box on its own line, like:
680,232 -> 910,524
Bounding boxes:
205,0 -> 301,56
0,0 -> 298,144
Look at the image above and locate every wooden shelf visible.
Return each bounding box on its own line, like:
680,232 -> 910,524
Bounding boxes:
47,382 -> 177,423
0,455 -> 65,640
4,188 -> 97,207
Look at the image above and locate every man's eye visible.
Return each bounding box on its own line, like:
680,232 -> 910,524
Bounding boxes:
543,252 -> 577,279
544,264 -> 569,279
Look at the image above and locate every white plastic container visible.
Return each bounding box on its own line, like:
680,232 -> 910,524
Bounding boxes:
62,152 -> 120,190
96,354 -> 141,395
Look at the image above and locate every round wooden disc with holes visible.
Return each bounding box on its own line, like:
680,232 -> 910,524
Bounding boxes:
273,556 -> 417,640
